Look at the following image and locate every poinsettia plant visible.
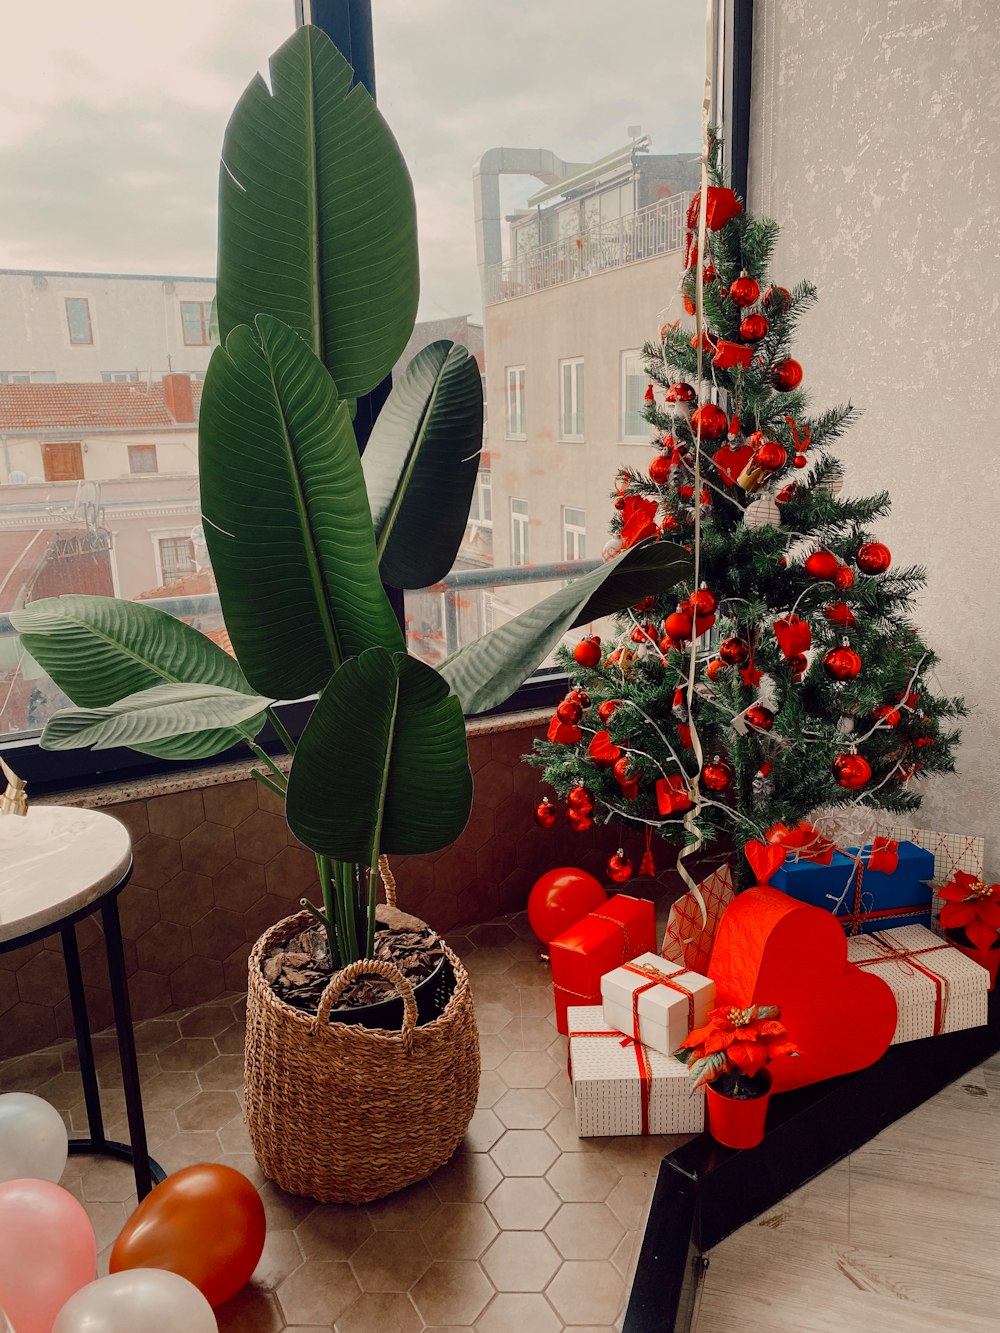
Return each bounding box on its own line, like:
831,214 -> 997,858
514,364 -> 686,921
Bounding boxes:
681,1002 -> 798,1097
937,872 -> 1000,952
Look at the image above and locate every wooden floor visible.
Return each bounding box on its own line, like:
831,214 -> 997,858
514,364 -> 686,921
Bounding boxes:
693,1052 -> 1000,1332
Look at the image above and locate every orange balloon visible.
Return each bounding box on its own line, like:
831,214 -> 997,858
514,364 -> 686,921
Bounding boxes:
109,1163 -> 265,1308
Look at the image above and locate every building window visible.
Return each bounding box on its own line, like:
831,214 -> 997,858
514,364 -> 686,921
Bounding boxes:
562,507 -> 587,562
0,371 -> 55,384
506,365 -> 526,439
621,350 -> 649,442
128,445 -> 158,474
560,358 -> 585,440
180,300 -> 213,346
42,442 -> 84,482
470,469 -> 492,527
65,298 -> 93,345
510,497 -> 529,565
158,536 -> 196,583
102,371 -> 138,383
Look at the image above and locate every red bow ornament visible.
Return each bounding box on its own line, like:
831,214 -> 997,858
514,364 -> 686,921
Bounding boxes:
656,775 -> 693,815
774,615 -> 812,658
866,837 -> 899,875
766,820 -> 835,866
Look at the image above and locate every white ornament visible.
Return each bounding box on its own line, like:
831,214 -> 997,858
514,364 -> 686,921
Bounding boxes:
743,496 -> 781,530
836,715 -> 855,735
815,473 -> 845,497
602,537 -> 623,562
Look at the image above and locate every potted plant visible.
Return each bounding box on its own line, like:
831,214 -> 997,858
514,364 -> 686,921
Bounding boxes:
937,872 -> 1000,991
681,1002 -> 797,1149
11,26 -> 687,1202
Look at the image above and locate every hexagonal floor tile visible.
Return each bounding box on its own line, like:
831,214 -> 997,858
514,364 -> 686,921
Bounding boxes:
494,1088 -> 559,1130
546,1152 -> 621,1203
350,1230 -> 431,1292
480,1230 -> 561,1292
485,1177 -> 561,1230
545,1259 -> 626,1326
334,1290 -> 423,1332
431,1149 -> 503,1203
497,1049 -> 560,1089
424,1202 -> 498,1260
295,1205 -> 374,1260
463,1108 -> 505,1152
275,1258 -> 361,1325
546,1202 -> 625,1260
410,1260 -> 494,1326
490,1129 -> 560,1177
475,1292 -> 562,1333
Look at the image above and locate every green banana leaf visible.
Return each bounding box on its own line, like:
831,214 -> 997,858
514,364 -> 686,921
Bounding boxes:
41,683 -> 271,759
363,341 -> 483,589
199,315 -> 404,700
286,648 -> 472,862
215,24 -> 418,399
438,539 -> 691,714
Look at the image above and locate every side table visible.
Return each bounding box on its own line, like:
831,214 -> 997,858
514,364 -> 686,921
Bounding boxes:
1,805 -> 165,1198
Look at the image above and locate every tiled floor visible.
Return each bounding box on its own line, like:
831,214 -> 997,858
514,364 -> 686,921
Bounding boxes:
0,908 -> 691,1331
693,1054 -> 1000,1332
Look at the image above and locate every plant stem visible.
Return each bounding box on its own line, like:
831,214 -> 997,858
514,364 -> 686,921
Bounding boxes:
247,740 -> 288,789
316,855 -> 342,968
250,768 -> 286,801
366,856 -> 378,957
335,860 -> 360,962
266,707 -> 296,757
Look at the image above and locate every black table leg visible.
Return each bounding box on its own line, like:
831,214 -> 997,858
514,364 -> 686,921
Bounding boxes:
61,923 -> 106,1149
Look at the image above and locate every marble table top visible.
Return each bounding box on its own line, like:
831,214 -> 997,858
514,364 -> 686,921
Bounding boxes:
0,805 -> 132,945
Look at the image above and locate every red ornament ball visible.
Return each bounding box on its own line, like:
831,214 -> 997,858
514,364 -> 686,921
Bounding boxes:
833,565 -> 855,591
597,700 -> 620,721
739,312 -> 769,342
764,285 -> 791,312
556,697 -> 583,725
787,653 -> 808,676
729,272 -> 761,307
527,868 -> 607,943
573,636 -> 602,668
824,602 -> 856,628
649,452 -> 674,484
719,636 -> 750,665
706,659 -> 728,680
690,587 -> 717,615
534,798 -> 559,829
804,550 -> 839,580
745,705 -> 775,731
631,622 -> 656,643
792,455 -> 808,469
823,645 -> 863,680
753,440 -> 787,471
856,541 -> 892,575
567,784 -> 594,812
664,609 -> 694,640
771,358 -> 804,392
607,849 -> 634,883
873,704 -> 901,728
570,687 -> 590,707
690,403 -> 729,441
567,809 -> 594,833
833,752 -> 872,790
701,758 -> 734,792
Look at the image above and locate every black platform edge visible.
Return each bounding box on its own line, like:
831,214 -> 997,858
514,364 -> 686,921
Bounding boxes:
68,1137 -> 167,1186
624,988 -> 1000,1332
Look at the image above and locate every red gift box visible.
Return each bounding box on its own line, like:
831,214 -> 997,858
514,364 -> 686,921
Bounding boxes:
550,894 -> 657,1034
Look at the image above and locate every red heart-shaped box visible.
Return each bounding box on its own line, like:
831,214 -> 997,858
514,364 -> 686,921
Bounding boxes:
709,885 -> 897,1091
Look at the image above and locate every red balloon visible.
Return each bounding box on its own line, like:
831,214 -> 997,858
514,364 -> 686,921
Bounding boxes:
109,1164 -> 266,1308
527,868 -> 607,943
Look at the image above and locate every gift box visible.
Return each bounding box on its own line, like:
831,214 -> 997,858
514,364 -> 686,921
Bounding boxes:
840,841 -> 934,934
567,1006 -> 704,1136
770,849 -> 856,912
601,951 -> 715,1056
661,863 -> 734,974
847,924 -> 989,1044
550,894 -> 657,1034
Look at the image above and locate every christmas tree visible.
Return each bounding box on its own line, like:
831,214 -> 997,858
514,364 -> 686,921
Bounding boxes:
532,137 -> 964,891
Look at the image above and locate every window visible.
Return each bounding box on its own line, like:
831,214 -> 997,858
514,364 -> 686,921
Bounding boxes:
158,536 -> 196,583
0,371 -> 55,383
560,358 -> 585,440
42,442 -> 84,482
470,469 -> 492,527
128,445 -> 158,474
102,371 -> 138,383
180,300 -> 213,346
65,298 -> 93,345
562,506 -> 587,561
510,498 -> 529,565
621,350 -> 649,441
506,366 -> 526,439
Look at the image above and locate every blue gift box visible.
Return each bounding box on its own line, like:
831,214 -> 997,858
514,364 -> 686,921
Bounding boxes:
772,841 -> 935,935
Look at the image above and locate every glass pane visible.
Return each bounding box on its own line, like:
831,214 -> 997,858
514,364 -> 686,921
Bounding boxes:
576,360 -> 585,437
0,1 -> 294,741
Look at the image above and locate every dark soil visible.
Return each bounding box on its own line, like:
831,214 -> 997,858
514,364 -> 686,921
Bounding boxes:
712,1068 -> 772,1100
262,904 -> 444,1015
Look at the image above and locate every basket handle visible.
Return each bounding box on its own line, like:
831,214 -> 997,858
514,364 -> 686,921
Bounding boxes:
314,957 -> 418,1051
378,854 -> 397,909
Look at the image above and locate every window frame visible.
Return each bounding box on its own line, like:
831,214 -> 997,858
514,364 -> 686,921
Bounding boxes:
180,300 -> 213,346
510,497 -> 529,566
562,506 -> 587,562
505,365 -> 526,440
128,444 -> 159,474
620,348 -> 650,443
64,296 -> 94,346
1,0 -> 751,791
559,357 -> 585,442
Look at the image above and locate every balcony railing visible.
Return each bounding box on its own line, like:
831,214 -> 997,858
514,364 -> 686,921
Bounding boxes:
484,191 -> 693,305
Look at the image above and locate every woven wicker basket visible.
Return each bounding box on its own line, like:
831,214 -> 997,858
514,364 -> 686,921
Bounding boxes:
244,881 -> 480,1204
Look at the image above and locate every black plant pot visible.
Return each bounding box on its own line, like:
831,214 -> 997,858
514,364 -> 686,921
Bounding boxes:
329,949 -> 455,1032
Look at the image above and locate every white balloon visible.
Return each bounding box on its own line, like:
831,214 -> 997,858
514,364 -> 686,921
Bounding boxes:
52,1271 -> 217,1333
0,1304 -> 15,1333
0,1094 -> 68,1185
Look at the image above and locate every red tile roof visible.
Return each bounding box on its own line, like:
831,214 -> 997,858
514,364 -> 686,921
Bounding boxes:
135,569 -> 216,600
0,379 -> 202,431
0,530 -> 53,612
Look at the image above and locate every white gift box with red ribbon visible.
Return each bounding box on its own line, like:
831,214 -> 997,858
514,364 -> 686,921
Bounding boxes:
600,951 -> 716,1057
567,1005 -> 704,1137
846,924 -> 989,1044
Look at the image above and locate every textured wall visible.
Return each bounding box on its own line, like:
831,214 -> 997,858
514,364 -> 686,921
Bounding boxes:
749,0 -> 1000,873
1,722 -> 625,1060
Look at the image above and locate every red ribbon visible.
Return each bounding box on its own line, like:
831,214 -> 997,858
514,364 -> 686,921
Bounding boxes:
622,962 -> 695,1042
842,856 -> 925,935
767,819 -> 835,866
589,909 -> 636,959
852,933 -> 953,1035
568,1028 -> 652,1135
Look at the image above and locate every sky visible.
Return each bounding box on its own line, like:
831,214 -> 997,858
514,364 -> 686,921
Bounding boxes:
0,0 -> 704,320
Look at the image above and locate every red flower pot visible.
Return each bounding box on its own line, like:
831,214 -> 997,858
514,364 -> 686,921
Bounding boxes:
947,930 -> 1000,991
706,1070 -> 772,1149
